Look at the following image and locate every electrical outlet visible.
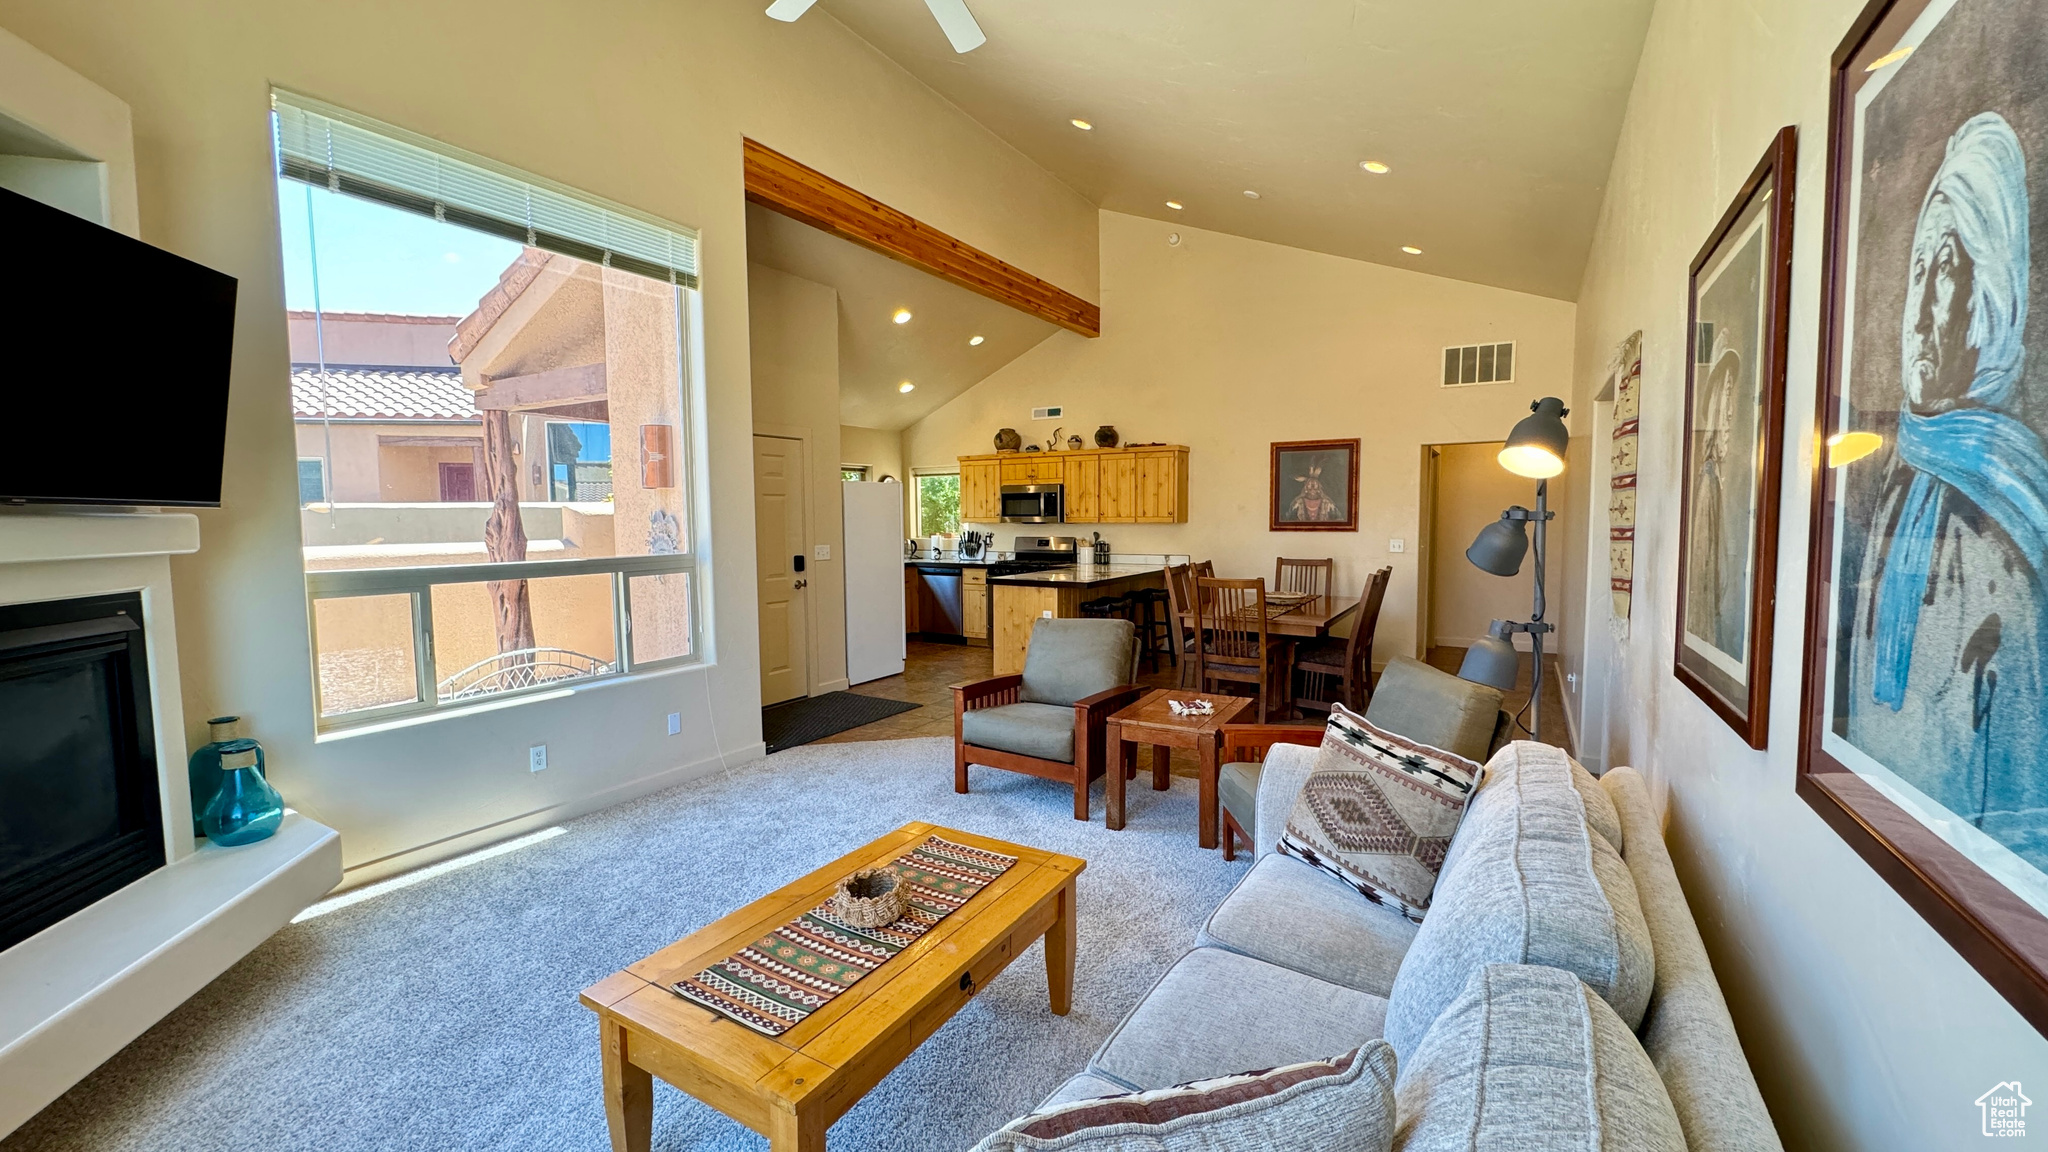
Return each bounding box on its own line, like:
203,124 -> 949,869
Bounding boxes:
814,544 -> 831,561
667,712 -> 682,736
1041,609 -> 1053,618
1388,538 -> 1407,553
529,745 -> 548,773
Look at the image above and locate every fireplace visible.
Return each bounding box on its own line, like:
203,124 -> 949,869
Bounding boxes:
0,592 -> 164,953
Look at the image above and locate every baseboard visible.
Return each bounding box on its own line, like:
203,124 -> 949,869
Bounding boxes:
332,741 -> 764,892
814,678 -> 851,695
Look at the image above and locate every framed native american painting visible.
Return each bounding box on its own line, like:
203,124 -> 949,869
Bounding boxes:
1270,439 -> 1360,531
1674,128 -> 1797,749
1802,0 -> 2048,1036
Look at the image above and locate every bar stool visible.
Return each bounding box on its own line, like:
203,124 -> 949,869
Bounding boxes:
1080,596 -> 1128,620
1128,587 -> 1174,674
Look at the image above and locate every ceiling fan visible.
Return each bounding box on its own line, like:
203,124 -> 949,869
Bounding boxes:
764,0 -> 987,53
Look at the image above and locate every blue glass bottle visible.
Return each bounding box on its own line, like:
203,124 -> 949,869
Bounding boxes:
188,716 -> 264,837
203,745 -> 284,846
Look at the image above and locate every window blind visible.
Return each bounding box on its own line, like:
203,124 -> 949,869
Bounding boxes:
272,92 -> 698,288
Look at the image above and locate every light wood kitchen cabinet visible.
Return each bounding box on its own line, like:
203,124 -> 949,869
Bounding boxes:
1062,454 -> 1100,522
955,445 -> 1189,525
1097,453 -> 1136,521
962,568 -> 989,643
1135,449 -> 1186,523
960,458 -> 1001,522
998,457 -> 1064,484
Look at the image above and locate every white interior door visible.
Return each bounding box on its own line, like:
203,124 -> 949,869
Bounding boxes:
754,435 -> 808,705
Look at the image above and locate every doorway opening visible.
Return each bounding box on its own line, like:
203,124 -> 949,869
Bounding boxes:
1418,440 -> 1573,748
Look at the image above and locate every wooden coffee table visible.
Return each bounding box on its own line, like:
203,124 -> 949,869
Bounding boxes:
579,822 -> 1083,1152
1105,690 -> 1253,848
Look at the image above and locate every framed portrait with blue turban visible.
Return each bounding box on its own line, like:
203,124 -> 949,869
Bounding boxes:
1675,127 -> 1796,749
1803,0 -> 2048,1036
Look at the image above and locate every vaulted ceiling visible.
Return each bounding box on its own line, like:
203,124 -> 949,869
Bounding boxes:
745,204 -> 1060,430
809,0 -> 1656,301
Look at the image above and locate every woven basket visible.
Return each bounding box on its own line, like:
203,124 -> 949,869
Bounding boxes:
833,868 -> 906,929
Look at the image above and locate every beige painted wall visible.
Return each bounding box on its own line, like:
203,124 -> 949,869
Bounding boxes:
1425,441 -> 1568,651
906,210 -> 1577,664
1565,0 -> 2048,1147
839,425 -> 903,484
749,262 -> 848,694
0,0 -> 1095,880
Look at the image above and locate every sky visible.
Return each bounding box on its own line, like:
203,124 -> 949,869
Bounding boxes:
276,179 -> 527,317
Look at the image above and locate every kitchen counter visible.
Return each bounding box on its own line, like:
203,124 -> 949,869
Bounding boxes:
904,553 -> 1006,568
988,564 -> 1164,587
988,565 -> 1167,675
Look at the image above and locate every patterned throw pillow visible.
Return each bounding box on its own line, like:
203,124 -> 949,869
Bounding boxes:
1276,703 -> 1482,922
969,1044 -> 1396,1151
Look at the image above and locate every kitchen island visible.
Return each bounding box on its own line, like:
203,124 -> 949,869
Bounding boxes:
989,565 -> 1166,674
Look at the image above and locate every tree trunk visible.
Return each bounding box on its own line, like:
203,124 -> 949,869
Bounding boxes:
482,409 -> 535,659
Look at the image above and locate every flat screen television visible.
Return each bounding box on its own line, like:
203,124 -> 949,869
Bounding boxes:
2,185 -> 237,507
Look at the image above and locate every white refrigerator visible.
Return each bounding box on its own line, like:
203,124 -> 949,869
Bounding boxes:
843,481 -> 906,684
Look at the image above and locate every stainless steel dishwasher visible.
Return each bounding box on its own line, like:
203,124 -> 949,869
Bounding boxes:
914,565 -> 964,640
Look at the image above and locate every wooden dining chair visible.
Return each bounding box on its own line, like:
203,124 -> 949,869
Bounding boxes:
1194,576 -> 1286,722
1291,567 -> 1392,717
1164,563 -> 1198,689
1274,557 -> 1334,601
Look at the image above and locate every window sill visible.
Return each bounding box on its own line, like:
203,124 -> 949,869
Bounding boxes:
312,656 -> 711,743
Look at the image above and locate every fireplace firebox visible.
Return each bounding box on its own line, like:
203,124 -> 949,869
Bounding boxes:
0,592 -> 164,954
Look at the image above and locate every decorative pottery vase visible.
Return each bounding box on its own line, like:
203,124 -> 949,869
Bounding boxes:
202,746 -> 285,846
994,427 -> 1022,452
188,715 -> 263,837
1067,435 -> 1084,451
1094,425 -> 1120,448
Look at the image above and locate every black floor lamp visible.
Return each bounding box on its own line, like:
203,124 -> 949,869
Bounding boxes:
1457,397 -> 1570,742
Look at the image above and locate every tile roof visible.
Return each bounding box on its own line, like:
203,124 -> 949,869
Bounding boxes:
292,365 -> 482,422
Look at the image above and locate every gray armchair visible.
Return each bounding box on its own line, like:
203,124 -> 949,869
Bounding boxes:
954,618 -> 1143,821
1217,655 -> 1507,859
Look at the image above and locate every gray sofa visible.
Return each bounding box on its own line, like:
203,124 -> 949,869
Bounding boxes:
1027,741 -> 1784,1151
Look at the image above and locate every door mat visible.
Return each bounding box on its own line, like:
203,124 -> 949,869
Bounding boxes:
670,835 -> 1017,1035
762,692 -> 919,753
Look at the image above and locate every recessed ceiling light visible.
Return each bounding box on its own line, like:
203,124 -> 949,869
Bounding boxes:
1071,118 -> 1093,131
1360,160 -> 1391,174
1401,245 -> 1423,255
1165,200 -> 1183,210
969,335 -> 985,346
1865,45 -> 1914,71
892,309 -> 913,324
899,381 -> 916,393
1242,190 -> 1261,199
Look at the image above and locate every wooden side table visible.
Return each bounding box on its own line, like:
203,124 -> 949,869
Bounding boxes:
1105,690 -> 1252,848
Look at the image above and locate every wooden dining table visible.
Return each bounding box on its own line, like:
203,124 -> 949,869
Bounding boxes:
1176,592 -> 1359,638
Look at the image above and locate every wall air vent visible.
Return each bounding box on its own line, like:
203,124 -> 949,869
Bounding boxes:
1441,342 -> 1515,387
1031,406 -> 1063,420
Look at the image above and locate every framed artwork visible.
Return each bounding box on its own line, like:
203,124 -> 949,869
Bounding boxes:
1674,127 -> 1797,749
1269,439 -> 1360,531
1802,0 -> 2048,1035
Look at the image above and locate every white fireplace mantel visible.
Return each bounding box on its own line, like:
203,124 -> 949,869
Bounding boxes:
0,509 -> 342,1137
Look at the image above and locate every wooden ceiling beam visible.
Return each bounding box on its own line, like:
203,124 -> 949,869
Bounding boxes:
742,138 -> 1100,338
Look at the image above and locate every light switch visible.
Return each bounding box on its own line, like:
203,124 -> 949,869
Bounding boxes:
1388,538 -> 1407,553
814,544 -> 832,561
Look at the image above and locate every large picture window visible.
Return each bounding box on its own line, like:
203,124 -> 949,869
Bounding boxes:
914,472 -> 960,538
274,92 -> 703,730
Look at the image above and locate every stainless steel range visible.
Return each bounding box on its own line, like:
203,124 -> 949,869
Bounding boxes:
989,536 -> 1080,577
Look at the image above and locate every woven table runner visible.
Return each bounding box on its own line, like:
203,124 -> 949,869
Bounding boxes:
671,835 -> 1019,1036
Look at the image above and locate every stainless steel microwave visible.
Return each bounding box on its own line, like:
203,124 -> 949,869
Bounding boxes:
1000,483 -> 1064,523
